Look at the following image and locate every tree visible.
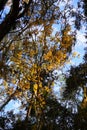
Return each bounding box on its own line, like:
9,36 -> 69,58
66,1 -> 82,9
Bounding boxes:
63,0 -> 87,108
0,22 -> 75,129
62,48 -> 87,130
61,0 -> 87,127
0,0 -> 86,130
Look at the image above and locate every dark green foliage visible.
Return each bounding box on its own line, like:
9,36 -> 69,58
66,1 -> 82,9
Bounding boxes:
63,47 -> 87,98
63,63 -> 87,98
83,0 -> 87,17
0,98 -> 75,130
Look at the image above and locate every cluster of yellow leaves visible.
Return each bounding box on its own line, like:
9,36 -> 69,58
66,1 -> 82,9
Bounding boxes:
43,48 -> 67,70
23,0 -> 29,4
81,87 -> 87,109
18,80 -> 30,91
44,50 -> 52,60
7,88 -> 14,95
29,49 -> 38,57
72,51 -> 80,57
34,83 -> 38,95
61,25 -> 74,50
3,81 -> 8,89
3,81 -> 14,96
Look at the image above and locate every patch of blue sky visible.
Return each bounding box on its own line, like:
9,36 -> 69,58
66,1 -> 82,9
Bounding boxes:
4,99 -> 21,114
0,6 -> 10,23
73,0 -> 78,7
70,27 -> 86,66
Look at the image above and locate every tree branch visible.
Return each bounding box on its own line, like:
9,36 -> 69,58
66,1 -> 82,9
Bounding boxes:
0,0 -> 20,42
0,0 -> 8,11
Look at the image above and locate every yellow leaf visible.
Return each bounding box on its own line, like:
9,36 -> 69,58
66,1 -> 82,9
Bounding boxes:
44,50 -> 52,60
72,51 -> 78,57
23,0 -> 29,4
34,84 -> 38,95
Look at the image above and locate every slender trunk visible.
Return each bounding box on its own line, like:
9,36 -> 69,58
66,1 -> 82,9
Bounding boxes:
0,0 -> 20,42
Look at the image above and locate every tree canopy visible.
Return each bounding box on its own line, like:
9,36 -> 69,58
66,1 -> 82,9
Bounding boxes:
0,0 -> 87,130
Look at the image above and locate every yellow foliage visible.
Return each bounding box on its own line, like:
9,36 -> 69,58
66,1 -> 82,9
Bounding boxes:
3,20 -> 75,119
45,86 -> 50,93
3,81 -> 8,88
47,63 -> 55,71
11,79 -> 16,84
23,0 -> 29,4
10,44 -> 15,50
17,51 -> 22,59
7,88 -> 14,95
81,87 -> 87,109
34,84 -> 38,95
44,50 -> 52,60
30,50 -> 37,57
39,82 -> 42,88
72,51 -> 78,57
